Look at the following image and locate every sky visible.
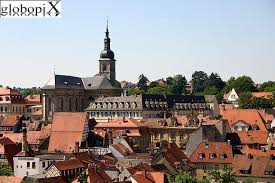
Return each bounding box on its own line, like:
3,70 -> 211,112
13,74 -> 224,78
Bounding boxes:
0,0 -> 274,88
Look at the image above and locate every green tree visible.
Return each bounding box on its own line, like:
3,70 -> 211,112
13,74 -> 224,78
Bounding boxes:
242,177 -> 256,183
204,73 -> 226,90
168,171 -> 198,183
21,177 -> 38,183
149,81 -> 160,88
128,87 -> 144,95
192,71 -> 208,94
207,168 -> 237,183
258,81 -> 275,92
238,92 -> 274,109
0,162 -> 13,176
77,171 -> 88,183
147,86 -> 166,94
165,74 -> 187,94
226,76 -> 256,93
238,92 -> 253,109
137,74 -> 149,91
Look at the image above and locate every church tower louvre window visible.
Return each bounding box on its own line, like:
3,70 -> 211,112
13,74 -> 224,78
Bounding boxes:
99,20 -> 116,84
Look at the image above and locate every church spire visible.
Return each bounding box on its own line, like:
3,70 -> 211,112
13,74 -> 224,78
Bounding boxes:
104,19 -> 111,50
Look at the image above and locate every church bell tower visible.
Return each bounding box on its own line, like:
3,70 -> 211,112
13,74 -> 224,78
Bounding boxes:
99,20 -> 116,83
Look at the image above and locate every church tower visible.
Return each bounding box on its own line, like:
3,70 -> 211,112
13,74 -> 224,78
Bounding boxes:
99,21 -> 116,83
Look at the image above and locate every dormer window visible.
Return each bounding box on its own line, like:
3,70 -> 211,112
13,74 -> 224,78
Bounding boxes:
119,102 -> 124,108
209,153 -> 217,159
96,103 -> 101,108
198,153 -> 205,159
131,102 -> 136,109
220,153 -> 227,159
113,103 -> 117,108
5,97 -> 10,101
264,171 -> 274,175
108,103 -> 112,108
125,102 -> 129,108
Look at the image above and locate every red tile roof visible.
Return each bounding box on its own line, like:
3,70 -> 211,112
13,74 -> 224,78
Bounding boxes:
222,109 -> 267,131
25,95 -> 41,105
0,87 -> 22,96
233,154 -> 275,178
0,115 -> 21,127
189,142 -> 233,164
54,159 -> 85,171
0,176 -> 23,183
111,143 -> 133,156
132,171 -> 166,183
237,131 -> 268,145
95,117 -> 146,128
252,92 -> 273,99
241,145 -> 275,157
0,137 -> 15,145
48,112 -> 86,153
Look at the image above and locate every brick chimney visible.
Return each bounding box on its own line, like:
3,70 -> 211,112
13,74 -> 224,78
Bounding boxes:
22,126 -> 28,152
74,141 -> 80,153
221,103 -> 226,112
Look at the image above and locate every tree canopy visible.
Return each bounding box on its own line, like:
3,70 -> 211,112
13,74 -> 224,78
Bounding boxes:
0,162 -> 13,176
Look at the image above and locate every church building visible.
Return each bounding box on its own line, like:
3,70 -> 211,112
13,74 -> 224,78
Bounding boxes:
42,23 -> 122,120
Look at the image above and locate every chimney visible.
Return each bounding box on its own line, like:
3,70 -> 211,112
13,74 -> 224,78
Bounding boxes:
142,169 -> 147,178
247,153 -> 253,159
227,140 -> 231,145
122,116 -> 126,123
168,143 -> 171,149
108,130 -> 113,147
74,142 -> 80,153
204,140 -> 209,148
221,103 -> 225,112
22,126 -> 28,152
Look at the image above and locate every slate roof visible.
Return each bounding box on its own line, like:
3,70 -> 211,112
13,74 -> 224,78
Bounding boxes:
42,74 -> 115,90
82,76 -> 114,90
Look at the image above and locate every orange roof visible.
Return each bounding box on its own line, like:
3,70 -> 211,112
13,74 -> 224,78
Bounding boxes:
258,110 -> 274,122
95,118 -> 146,128
48,132 -> 83,153
51,112 -> 86,132
236,131 -> 268,145
54,159 -> 85,171
0,115 -> 20,127
91,129 -> 107,138
241,145 -> 275,157
48,112 -> 86,153
0,87 -> 22,96
25,95 -> 41,105
252,92 -> 273,99
189,142 -> 233,164
233,155 -> 275,178
222,109 -> 267,131
111,143 -> 133,156
132,171 -> 165,183
2,129 -> 50,145
0,176 -> 23,183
